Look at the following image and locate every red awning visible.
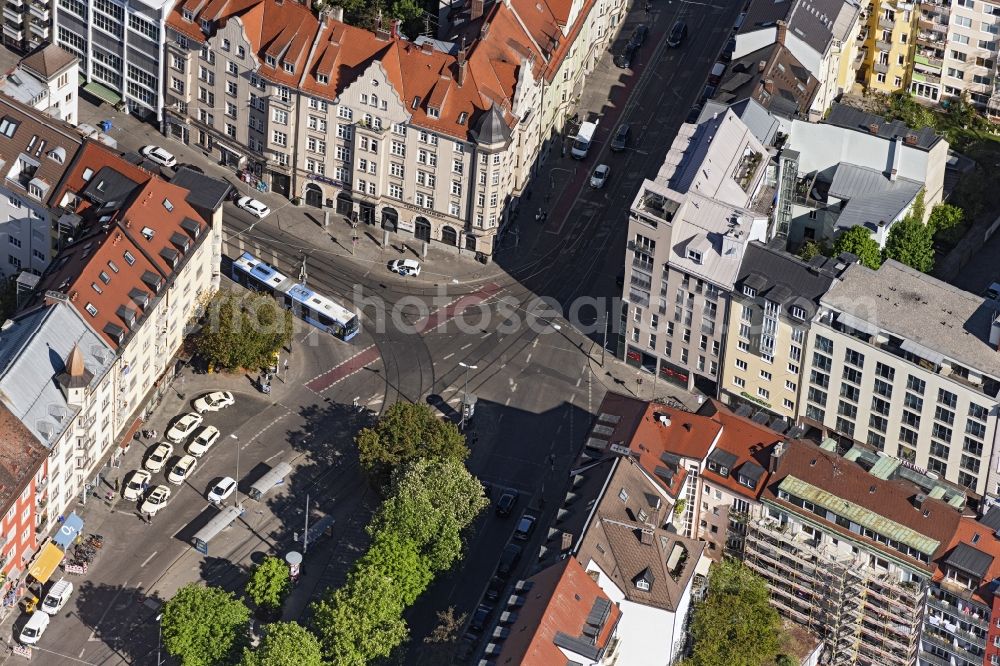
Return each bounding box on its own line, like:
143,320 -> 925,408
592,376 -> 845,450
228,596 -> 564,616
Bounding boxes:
118,418 -> 142,449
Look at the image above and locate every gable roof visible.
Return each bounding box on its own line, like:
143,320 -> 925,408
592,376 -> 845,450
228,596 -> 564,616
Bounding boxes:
493,557 -> 621,665
715,43 -> 818,119
733,242 -> 840,322
696,399 -> 785,499
575,456 -> 705,612
934,515 -> 1000,606
0,95 -> 82,207
20,44 -> 78,80
824,103 -> 941,150
0,403 -> 47,518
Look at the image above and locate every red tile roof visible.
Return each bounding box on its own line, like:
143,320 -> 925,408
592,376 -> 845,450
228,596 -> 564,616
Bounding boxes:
0,403 -> 46,518
493,557 -> 621,666
933,516 -> 1000,606
697,399 -> 783,500
35,143 -> 208,348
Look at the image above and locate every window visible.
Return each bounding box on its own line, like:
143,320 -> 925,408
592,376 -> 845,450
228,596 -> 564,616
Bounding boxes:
733,376 -> 746,388
840,384 -> 860,403
873,379 -> 892,398
790,306 -> 806,320
735,359 -> 748,371
962,454 -> 982,474
388,183 -> 403,199
844,348 -> 864,368
759,370 -> 772,381
838,401 -> 858,420
953,33 -> 971,44
907,375 -> 925,394
874,362 -> 894,380
815,335 -> 833,353
871,396 -> 890,416
904,392 -> 923,411
938,388 -> 958,408
810,370 -> 829,388
273,108 -> 288,125
933,423 -> 953,442
934,406 -> 955,426
835,417 -> 855,437
390,162 -> 404,178
899,427 -> 918,445
813,352 -> 832,372
869,414 -> 887,433
807,387 -> 827,406
272,131 -> 287,147
843,367 -> 862,385
902,410 -> 921,428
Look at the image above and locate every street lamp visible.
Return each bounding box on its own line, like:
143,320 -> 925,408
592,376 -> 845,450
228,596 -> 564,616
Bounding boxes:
230,434 -> 241,509
155,613 -> 163,666
458,362 -> 477,430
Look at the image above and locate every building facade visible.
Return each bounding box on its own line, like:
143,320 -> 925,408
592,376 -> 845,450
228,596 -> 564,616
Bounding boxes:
54,0 -> 171,121
720,244 -> 846,421
861,0 -> 919,93
2,0 -> 51,52
799,260 -> 1000,500
0,44 -> 80,125
161,0 -> 624,259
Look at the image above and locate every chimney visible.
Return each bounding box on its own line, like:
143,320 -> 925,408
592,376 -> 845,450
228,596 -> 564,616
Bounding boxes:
868,122 -> 880,135
457,55 -> 467,87
769,441 -> 786,473
889,136 -> 902,181
757,60 -> 766,73
330,4 -> 343,21
762,79 -> 775,94
375,27 -> 391,40
390,18 -> 401,38
776,20 -> 787,44
904,133 -> 918,146
471,0 -> 484,20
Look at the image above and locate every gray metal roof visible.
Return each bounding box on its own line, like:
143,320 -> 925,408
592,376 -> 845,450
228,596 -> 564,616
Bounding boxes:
171,168 -> 230,212
698,98 -> 780,147
474,104 -> 512,146
82,166 -> 142,207
707,447 -> 739,470
981,507 -> 1000,533
786,0 -> 860,55
827,163 -> 923,231
739,460 -> 766,486
822,261 -> 1000,380
0,301 -> 114,448
944,542 -> 994,580
824,103 -> 941,150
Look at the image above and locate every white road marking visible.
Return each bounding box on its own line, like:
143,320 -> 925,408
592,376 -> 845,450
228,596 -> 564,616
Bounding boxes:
140,551 -> 158,568
481,332 -> 491,339
525,353 -> 532,364
460,343 -> 472,350
88,580 -> 130,641
576,377 -> 582,387
443,352 -> 455,360
265,449 -> 284,463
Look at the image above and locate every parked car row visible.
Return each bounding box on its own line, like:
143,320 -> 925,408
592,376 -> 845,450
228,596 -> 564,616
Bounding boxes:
18,580 -> 74,645
128,392 -> 237,516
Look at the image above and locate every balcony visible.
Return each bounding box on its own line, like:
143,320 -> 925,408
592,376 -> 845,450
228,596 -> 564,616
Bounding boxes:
2,24 -> 22,40
28,19 -> 46,38
2,7 -> 21,22
918,649 -> 951,666
28,4 -> 47,20
921,630 -> 984,663
914,53 -> 943,70
912,71 -> 942,84
879,16 -> 895,30
876,39 -> 892,52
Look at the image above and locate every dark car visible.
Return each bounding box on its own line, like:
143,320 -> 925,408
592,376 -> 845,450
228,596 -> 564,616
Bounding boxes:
485,576 -> 505,602
629,24 -> 649,48
686,104 -> 703,124
667,21 -> 688,47
613,42 -> 637,69
514,514 -> 537,540
496,491 -> 518,517
610,124 -> 630,151
498,543 -> 523,577
470,604 -> 493,633
721,36 -> 737,62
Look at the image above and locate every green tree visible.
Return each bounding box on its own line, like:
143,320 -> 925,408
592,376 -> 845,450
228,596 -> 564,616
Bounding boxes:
240,621 -> 323,666
884,91 -> 937,131
357,530 -> 434,606
356,402 -> 468,485
884,217 -> 935,273
833,226 -> 882,269
685,560 -> 781,666
245,556 -> 290,611
928,202 -> 964,234
196,291 -> 293,371
797,241 -> 822,261
906,188 -> 926,225
311,568 -> 409,665
371,458 -> 489,573
161,583 -> 251,666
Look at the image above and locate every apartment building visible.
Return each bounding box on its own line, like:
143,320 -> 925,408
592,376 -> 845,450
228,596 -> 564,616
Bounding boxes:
54,0 -> 171,120
731,0 -> 863,118
860,0 -> 919,93
799,259 -> 1000,500
490,557 -> 623,665
721,243 -> 848,421
940,0 -> 1000,108
162,0 -> 624,259
0,299 -> 116,525
620,109 -> 771,394
38,142 -> 224,436
574,455 -> 708,666
0,405 -> 50,610
746,438 -> 964,666
0,44 -> 80,125
781,103 -> 948,249
0,95 -> 83,280
912,0 -> 949,103
2,0 -> 52,52
921,510 -> 1000,666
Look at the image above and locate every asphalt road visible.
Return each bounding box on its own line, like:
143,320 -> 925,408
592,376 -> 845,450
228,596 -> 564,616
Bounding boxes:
10,0 -> 739,660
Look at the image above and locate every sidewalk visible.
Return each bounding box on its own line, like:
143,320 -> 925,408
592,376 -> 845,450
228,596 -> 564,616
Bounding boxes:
587,341 -> 705,412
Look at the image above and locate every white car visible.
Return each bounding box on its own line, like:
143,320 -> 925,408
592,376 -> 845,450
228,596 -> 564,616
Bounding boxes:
389,259 -> 421,277
193,391 -> 235,414
590,164 -> 611,189
141,485 -> 171,514
236,196 -> 271,219
188,426 -> 220,458
168,454 -> 198,485
123,470 -> 151,501
140,145 -> 177,168
144,442 -> 173,473
208,477 -> 237,503
167,413 -> 203,444
19,611 -> 49,645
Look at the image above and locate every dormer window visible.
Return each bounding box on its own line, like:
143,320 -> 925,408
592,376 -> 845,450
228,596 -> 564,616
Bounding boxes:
163,198 -> 174,212
182,8 -> 193,21
200,18 -> 212,32
283,61 -> 294,74
743,285 -> 756,298
457,111 -> 468,125
739,475 -> 754,488
687,248 -> 702,264
82,167 -> 93,181
636,578 -> 650,591
791,306 -> 806,320
265,55 -> 277,68
141,226 -> 155,240
317,74 -> 329,85
412,96 -> 421,110
427,106 -> 440,119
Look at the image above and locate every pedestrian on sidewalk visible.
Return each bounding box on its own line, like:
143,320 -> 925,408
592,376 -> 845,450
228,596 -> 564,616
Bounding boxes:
283,359 -> 289,372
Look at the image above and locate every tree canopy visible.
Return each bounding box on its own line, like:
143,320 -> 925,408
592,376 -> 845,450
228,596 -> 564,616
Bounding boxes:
833,226 -> 882,269
356,402 -> 468,485
245,556 -> 291,611
797,241 -> 823,262
241,622 -> 323,666
196,291 -> 293,371
884,217 -> 934,273
684,560 -> 781,666
161,584 -> 251,666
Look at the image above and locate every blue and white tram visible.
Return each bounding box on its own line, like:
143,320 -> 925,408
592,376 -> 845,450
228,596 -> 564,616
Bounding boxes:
230,251 -> 361,341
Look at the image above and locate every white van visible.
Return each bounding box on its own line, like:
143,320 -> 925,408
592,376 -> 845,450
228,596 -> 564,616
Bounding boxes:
570,121 -> 598,159
19,612 -> 49,644
41,579 -> 73,615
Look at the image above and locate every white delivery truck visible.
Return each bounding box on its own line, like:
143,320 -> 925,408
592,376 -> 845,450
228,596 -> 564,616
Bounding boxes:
571,121 -> 598,159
